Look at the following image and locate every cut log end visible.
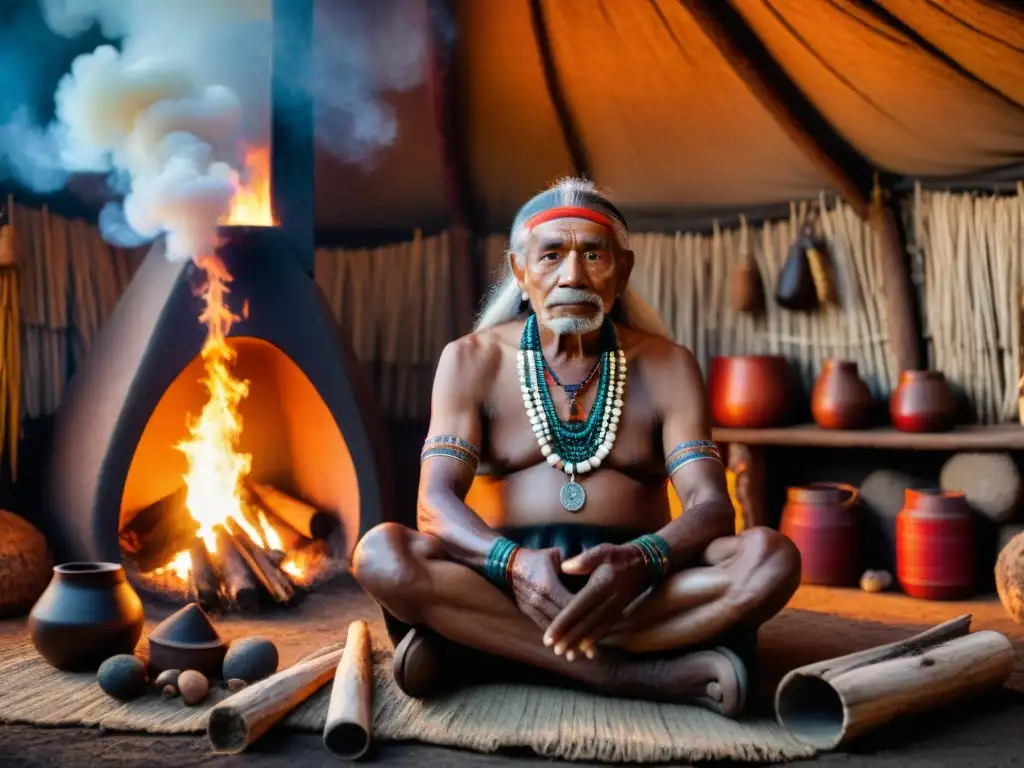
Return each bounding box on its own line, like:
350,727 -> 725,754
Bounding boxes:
775,674 -> 846,750
322,723 -> 370,760
206,707 -> 250,754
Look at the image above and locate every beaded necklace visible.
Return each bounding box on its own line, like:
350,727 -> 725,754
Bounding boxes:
517,314 -> 627,511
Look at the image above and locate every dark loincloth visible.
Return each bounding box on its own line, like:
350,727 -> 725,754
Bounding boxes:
379,523 -> 758,683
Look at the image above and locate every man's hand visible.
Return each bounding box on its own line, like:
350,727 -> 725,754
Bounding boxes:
507,547 -> 576,631
543,543 -> 650,657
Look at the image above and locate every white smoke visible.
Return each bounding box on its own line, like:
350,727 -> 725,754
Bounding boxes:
0,0 -> 430,262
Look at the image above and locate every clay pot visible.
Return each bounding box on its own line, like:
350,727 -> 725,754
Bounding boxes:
780,482 -> 860,586
28,562 -> 144,671
896,488 -> 974,600
811,360 -> 873,429
889,370 -> 956,432
707,355 -> 795,428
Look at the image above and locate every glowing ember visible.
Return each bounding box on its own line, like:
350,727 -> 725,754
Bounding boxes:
152,145 -> 306,587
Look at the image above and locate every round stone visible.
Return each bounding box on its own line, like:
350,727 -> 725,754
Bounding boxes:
223,636 -> 279,684
97,654 -> 147,701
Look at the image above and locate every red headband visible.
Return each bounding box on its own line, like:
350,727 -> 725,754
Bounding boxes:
523,206 -> 617,231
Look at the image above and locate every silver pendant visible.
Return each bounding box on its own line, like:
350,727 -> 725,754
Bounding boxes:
559,477 -> 586,512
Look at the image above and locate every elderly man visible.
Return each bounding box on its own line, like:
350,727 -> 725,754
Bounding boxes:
352,178 -> 800,717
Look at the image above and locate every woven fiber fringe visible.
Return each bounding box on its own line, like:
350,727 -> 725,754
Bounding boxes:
0,636 -> 814,764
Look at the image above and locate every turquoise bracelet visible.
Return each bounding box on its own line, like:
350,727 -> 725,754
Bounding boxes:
629,533 -> 673,583
483,537 -> 520,586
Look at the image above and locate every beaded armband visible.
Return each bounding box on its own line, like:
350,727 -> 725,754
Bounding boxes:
484,537 -> 520,587
666,439 -> 722,477
629,533 -> 673,584
420,435 -> 481,473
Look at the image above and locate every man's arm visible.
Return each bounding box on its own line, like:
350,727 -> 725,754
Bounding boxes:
650,343 -> 735,567
415,336 -> 505,570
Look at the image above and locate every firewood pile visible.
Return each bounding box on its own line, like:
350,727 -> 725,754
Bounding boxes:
120,483 -> 342,613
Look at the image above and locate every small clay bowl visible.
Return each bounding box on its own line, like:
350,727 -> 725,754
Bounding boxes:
147,602 -> 227,678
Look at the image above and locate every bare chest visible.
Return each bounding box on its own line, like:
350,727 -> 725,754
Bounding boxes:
480,356 -> 664,478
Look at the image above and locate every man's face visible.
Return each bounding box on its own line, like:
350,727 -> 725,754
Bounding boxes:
511,218 -> 632,336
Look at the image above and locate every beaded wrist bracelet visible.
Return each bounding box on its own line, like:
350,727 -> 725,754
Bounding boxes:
484,537 -> 520,587
629,533 -> 673,584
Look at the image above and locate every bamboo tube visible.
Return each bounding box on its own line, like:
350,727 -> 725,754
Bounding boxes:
208,645 -> 344,754
322,620 -> 374,760
775,614 -> 1014,751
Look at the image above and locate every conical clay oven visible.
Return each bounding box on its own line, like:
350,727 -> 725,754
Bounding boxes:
39,225 -> 394,612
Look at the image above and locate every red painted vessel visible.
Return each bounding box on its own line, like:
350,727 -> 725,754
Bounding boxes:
707,355 -> 794,428
896,488 -> 974,600
780,482 -> 859,586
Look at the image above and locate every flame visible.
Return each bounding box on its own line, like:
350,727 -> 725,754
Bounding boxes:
150,146 -> 308,585
222,146 -> 275,226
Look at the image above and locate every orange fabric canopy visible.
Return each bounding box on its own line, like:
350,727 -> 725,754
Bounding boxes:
313,0 -> 1024,231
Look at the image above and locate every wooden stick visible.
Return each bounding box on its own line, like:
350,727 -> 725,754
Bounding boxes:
249,483 -> 336,540
228,525 -> 297,604
207,646 -> 344,754
322,620 -> 374,760
214,526 -> 260,613
187,539 -> 220,612
775,614 -> 1014,750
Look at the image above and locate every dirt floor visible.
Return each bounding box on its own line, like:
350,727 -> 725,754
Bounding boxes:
2,580 -> 1023,768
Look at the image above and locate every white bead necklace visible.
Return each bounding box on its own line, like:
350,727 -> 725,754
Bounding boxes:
516,316 -> 627,512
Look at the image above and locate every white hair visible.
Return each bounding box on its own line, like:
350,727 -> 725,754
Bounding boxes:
475,178 -> 672,339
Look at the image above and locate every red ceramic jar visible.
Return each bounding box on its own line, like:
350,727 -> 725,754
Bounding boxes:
889,370 -> 956,432
811,360 -> 873,430
896,488 -> 973,600
779,482 -> 860,586
707,355 -> 794,428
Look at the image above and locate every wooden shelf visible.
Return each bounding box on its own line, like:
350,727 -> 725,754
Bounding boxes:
711,423 -> 1024,451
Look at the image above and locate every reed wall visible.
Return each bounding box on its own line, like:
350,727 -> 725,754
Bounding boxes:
6,185 -> 1023,425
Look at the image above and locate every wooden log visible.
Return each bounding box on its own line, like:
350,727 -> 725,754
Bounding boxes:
228,525 -> 297,605
775,614 -> 1014,750
207,645 -> 344,754
187,539 -> 220,612
249,483 -> 337,540
725,443 -> 765,531
119,487 -> 198,572
214,526 -> 260,613
322,620 -> 373,760
248,497 -> 308,552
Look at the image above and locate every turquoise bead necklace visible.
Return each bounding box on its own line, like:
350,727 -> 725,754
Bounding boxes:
517,314 -> 627,511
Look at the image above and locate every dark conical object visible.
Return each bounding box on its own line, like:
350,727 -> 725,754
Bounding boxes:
147,602 -> 227,677
775,227 -> 819,311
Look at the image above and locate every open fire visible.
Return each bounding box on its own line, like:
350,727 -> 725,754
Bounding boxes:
119,147 -> 342,612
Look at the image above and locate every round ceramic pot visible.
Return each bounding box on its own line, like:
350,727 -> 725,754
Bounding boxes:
707,355 -> 794,428
889,370 -> 956,432
896,488 -> 974,600
28,562 -> 145,671
811,360 -> 873,429
780,482 -> 860,586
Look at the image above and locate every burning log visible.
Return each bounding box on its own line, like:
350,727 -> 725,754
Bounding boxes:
227,525 -> 297,605
119,487 -> 198,572
214,526 -> 260,613
207,643 -> 344,754
249,483 -> 336,540
187,539 -> 220,612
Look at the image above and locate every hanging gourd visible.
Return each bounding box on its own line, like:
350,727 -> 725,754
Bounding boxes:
775,213 -> 837,311
730,253 -> 765,315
